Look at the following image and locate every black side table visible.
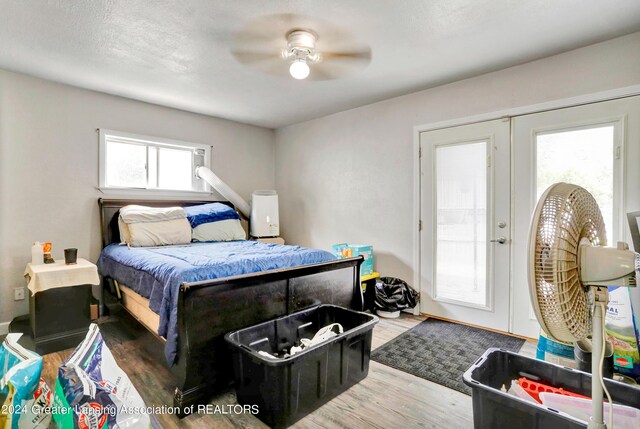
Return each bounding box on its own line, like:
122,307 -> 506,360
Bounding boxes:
10,259 -> 99,354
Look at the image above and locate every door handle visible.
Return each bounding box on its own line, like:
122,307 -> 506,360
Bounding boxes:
490,237 -> 507,244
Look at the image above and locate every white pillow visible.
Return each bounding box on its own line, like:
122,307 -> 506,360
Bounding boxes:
118,217 -> 132,245
119,205 -> 186,223
192,219 -> 246,242
126,218 -> 192,247
116,205 -> 191,247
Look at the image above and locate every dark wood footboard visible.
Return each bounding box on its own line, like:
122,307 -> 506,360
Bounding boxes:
171,256 -> 363,412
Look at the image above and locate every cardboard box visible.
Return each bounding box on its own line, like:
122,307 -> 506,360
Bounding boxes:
331,243 -> 374,276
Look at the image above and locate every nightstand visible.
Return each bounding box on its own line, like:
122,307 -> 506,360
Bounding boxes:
9,258 -> 100,354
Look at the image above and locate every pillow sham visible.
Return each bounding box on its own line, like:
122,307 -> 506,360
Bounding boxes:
191,219 -> 246,242
117,205 -> 191,247
118,217 -> 132,245
184,203 -> 240,228
119,205 -> 186,224
126,218 -> 192,247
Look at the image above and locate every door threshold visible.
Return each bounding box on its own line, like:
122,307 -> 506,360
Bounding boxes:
421,313 -> 538,342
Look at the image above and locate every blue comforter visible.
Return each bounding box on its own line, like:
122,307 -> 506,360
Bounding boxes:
97,241 -> 335,364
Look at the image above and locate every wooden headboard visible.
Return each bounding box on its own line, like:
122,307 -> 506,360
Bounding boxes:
98,198 -> 247,248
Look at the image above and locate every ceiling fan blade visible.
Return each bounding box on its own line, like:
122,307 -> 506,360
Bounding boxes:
321,50 -> 372,71
231,50 -> 282,65
233,13 -> 300,50
309,49 -> 372,80
322,50 -> 372,62
307,66 -> 337,81
308,62 -> 353,81
231,51 -> 288,75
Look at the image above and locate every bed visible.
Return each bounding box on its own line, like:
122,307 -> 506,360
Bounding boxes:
97,198 -> 363,412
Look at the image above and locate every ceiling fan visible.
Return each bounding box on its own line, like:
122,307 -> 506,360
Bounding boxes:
283,29 -> 321,80
231,14 -> 371,81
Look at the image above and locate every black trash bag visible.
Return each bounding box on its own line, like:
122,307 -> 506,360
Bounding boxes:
374,277 -> 419,312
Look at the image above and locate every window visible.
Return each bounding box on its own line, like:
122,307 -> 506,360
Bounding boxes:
99,129 -> 210,193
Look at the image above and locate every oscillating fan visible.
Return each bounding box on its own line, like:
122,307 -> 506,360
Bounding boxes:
528,183 -> 637,429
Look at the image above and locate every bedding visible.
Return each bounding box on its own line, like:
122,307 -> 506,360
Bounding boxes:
120,205 -> 186,223
120,218 -> 192,247
184,202 -> 239,228
118,205 -> 191,247
191,218 -> 246,242
97,240 -> 335,365
117,217 -> 132,244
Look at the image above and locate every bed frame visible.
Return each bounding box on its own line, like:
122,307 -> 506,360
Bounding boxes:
98,198 -> 363,413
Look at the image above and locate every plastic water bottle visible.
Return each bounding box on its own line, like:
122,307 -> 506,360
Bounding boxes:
31,242 -> 43,265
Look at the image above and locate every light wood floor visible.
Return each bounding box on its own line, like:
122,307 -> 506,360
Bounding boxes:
34,313 -> 537,429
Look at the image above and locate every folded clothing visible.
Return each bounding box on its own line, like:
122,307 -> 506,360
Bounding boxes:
119,205 -> 186,224
184,202 -> 240,228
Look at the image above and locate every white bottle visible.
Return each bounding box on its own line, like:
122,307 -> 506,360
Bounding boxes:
31,241 -> 43,265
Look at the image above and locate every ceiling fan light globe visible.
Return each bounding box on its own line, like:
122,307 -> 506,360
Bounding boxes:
289,60 -> 310,79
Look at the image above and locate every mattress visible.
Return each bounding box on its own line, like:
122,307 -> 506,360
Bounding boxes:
97,240 -> 335,364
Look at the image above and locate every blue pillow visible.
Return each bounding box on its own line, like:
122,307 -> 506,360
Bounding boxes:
184,203 -> 240,228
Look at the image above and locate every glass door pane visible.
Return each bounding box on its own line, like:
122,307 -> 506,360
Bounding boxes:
435,141 -> 488,307
536,125 -> 615,244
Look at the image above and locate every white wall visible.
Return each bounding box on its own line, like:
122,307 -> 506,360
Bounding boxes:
275,32 -> 640,286
0,70 -> 275,327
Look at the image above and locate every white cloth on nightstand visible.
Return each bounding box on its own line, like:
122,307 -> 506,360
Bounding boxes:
24,258 -> 100,295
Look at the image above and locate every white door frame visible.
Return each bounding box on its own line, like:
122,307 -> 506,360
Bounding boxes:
412,84 -> 640,320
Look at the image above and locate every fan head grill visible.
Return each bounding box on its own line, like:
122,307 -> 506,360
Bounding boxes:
528,183 -> 606,343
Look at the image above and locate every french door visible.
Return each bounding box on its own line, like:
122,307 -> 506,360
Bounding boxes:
420,119 -> 511,332
419,95 -> 640,338
511,96 -> 640,338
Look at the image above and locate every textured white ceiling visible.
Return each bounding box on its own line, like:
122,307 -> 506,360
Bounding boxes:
1,0 -> 640,128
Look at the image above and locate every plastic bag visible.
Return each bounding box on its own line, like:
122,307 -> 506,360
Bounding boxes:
0,333 -> 52,429
52,324 -> 151,428
540,392 -> 640,428
258,324 -> 344,358
374,277 -> 419,312
536,330 -> 576,368
606,286 -> 640,379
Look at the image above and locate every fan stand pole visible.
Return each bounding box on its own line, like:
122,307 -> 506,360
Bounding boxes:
587,287 -> 607,429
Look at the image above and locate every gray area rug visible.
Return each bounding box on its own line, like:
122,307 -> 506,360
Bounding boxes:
371,318 -> 525,395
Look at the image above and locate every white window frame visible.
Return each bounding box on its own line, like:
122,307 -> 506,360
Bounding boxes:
98,129 -> 212,196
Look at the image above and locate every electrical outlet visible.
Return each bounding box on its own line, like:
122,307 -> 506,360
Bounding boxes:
14,287 -> 25,301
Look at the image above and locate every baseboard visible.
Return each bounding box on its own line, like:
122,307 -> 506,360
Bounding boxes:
0,321 -> 10,336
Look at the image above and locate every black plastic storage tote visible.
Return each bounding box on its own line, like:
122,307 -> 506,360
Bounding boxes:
225,304 -> 378,428
463,348 -> 640,428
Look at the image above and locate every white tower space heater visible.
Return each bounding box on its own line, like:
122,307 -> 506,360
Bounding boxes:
250,190 -> 279,238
